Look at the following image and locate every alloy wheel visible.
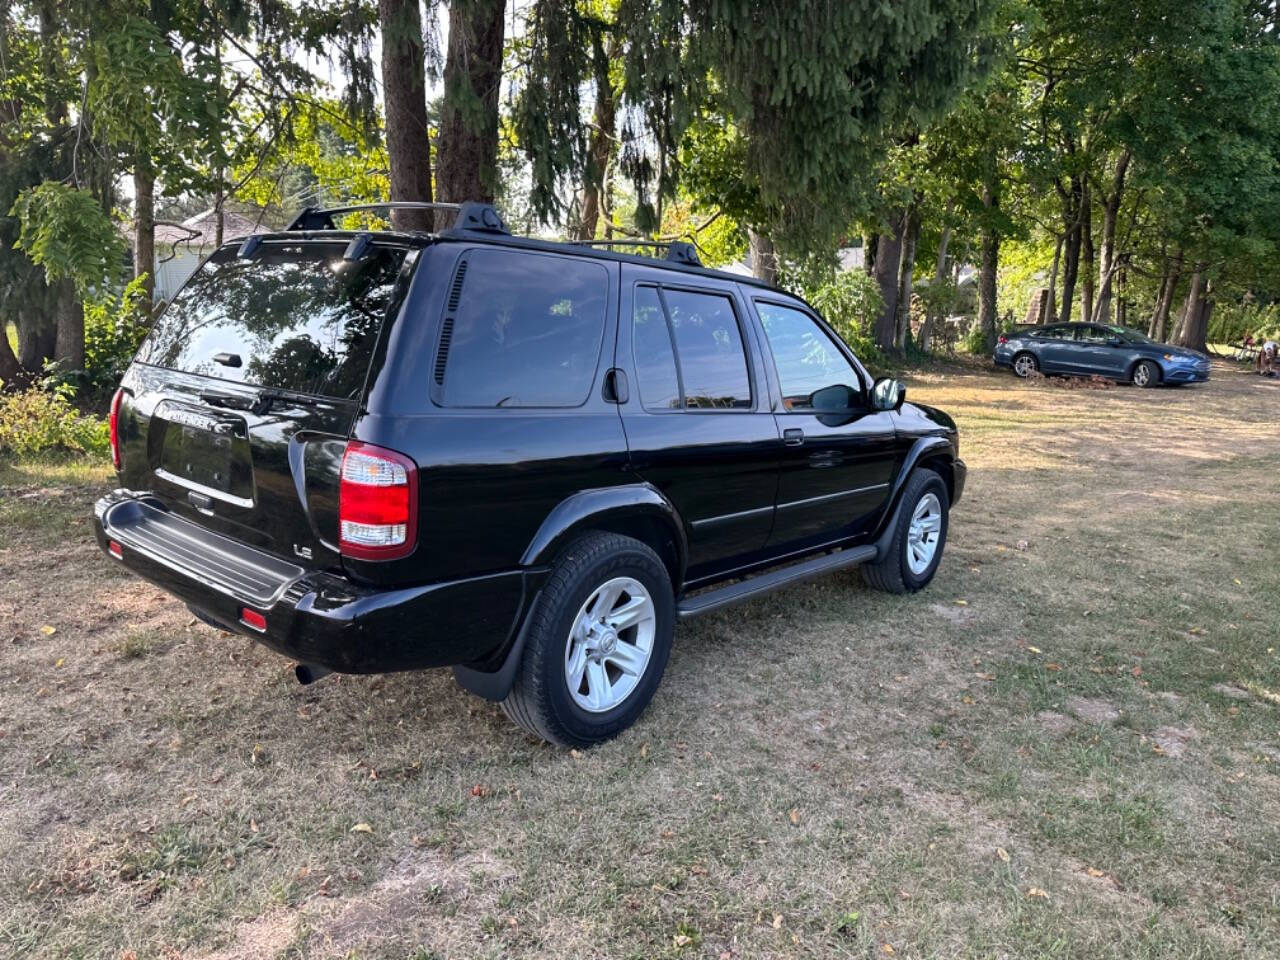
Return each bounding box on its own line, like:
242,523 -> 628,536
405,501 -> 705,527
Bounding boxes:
564,576 -> 656,713
906,492 -> 943,575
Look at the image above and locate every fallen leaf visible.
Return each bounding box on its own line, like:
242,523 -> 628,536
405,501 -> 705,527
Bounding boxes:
996,847 -> 1010,862
1131,665 -> 1143,677
1234,578 -> 1242,585
470,784 -> 490,798
954,599 -> 969,606
54,657 -> 64,668
976,672 -> 996,681
673,934 -> 692,947
639,742 -> 649,758
40,625 -> 56,636
249,818 -> 258,833
787,808 -> 801,826
690,864 -> 708,876
772,914 -> 783,929
1045,662 -> 1061,672
961,695 -> 975,705
882,944 -> 896,955
1086,867 -> 1105,878
1027,645 -> 1042,654
350,822 -> 373,833
570,749 -> 582,759
1027,887 -> 1049,899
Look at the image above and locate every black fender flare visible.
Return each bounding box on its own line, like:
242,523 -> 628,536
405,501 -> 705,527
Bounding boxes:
871,436 -> 956,553
519,482 -> 688,582
453,483 -> 687,702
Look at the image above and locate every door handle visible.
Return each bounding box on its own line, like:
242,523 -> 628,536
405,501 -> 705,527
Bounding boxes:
783,428 -> 804,446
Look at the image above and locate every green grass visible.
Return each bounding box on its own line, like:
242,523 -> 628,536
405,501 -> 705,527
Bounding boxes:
1,359 -> 1278,957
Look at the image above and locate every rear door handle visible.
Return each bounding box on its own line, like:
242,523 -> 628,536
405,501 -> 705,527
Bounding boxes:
783,428 -> 804,446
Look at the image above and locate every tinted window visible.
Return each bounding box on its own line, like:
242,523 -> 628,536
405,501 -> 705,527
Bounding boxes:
138,242 -> 408,399
1038,326 -> 1070,340
1075,325 -> 1107,343
662,289 -> 751,409
632,286 -> 681,410
439,249 -> 608,407
756,302 -> 860,410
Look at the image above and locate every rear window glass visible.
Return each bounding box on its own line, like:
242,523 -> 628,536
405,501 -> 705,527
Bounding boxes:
137,242 -> 408,399
437,248 -> 608,408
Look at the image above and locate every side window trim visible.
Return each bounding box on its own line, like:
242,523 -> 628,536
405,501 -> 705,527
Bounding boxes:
652,285 -> 687,408
751,296 -> 870,408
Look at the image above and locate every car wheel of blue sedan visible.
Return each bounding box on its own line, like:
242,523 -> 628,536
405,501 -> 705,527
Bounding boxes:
1013,352 -> 1038,378
1132,360 -> 1160,388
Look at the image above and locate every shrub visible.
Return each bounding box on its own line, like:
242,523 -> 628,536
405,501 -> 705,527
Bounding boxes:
44,275 -> 151,412
0,387 -> 109,458
962,323 -> 989,355
804,270 -> 886,367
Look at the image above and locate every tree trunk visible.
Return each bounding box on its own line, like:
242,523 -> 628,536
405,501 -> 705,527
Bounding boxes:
1080,179 -> 1094,325
894,204 -> 920,350
1152,250 -> 1184,341
379,0 -> 434,232
1116,262 -> 1128,327
576,33 -> 617,241
436,0 -> 506,206
1170,264 -> 1205,346
134,160 -> 156,304
1057,182 -> 1082,324
17,283 -> 58,371
748,229 -> 778,285
978,185 -> 1000,352
1092,150 -> 1130,325
863,234 -> 877,275
53,279 -> 83,372
1046,234 -> 1062,324
919,221 -> 951,352
872,210 -> 906,351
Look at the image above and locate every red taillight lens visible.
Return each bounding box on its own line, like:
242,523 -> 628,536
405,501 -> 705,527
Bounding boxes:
108,387 -> 124,469
997,334 -> 1009,345
338,441 -> 418,561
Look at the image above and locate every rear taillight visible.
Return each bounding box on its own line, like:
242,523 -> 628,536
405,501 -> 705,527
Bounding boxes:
338,441 -> 418,561
997,334 -> 1009,345
108,388 -> 124,469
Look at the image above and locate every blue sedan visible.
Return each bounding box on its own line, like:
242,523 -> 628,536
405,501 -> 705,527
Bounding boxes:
994,322 -> 1210,387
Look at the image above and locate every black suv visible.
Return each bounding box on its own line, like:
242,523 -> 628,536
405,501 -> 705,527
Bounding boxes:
95,202 -> 965,746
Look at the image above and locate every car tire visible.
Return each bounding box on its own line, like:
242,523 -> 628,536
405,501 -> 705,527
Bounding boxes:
862,469 -> 950,595
1012,352 -> 1039,378
501,531 -> 675,747
1132,360 -> 1160,388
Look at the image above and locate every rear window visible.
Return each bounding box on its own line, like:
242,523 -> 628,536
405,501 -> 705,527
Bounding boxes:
137,242 -> 408,399
435,248 -> 609,408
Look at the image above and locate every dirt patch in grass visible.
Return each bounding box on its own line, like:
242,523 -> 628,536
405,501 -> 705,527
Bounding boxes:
3,362 -> 1280,958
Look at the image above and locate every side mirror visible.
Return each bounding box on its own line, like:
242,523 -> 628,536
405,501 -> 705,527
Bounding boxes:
809,383 -> 856,411
871,377 -> 905,412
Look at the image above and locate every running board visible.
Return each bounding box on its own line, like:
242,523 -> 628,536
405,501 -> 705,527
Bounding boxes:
677,544 -> 878,619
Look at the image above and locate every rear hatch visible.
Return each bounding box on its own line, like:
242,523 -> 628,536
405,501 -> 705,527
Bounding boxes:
118,237 -> 416,571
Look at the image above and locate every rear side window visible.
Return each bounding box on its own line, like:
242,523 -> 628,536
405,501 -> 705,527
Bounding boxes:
632,286 -> 681,410
662,289 -> 751,409
137,242 -> 408,399
436,248 -> 609,407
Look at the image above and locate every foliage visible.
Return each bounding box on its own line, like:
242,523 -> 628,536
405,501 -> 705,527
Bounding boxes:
46,276 -> 152,411
9,183 -> 124,297
961,323 -> 989,355
802,270 -> 886,366
0,387 -> 109,458
1207,297 -> 1280,346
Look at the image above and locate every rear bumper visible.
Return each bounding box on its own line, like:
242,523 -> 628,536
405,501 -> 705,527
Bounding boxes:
94,491 -> 534,674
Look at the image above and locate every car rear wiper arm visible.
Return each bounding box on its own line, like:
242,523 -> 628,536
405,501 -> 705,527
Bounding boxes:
251,389 -> 327,415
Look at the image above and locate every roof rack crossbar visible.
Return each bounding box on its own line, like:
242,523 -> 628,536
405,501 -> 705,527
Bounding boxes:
287,201 -> 464,232
570,238 -> 702,266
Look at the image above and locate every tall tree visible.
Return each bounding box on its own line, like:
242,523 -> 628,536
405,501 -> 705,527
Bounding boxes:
379,0 -> 434,231
436,0 -> 506,205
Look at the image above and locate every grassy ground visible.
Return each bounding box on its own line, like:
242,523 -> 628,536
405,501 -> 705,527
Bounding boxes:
2,360 -> 1279,959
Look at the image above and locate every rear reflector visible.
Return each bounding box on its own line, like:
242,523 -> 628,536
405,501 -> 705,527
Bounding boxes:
108,540 -> 123,559
339,441 -> 418,561
108,388 -> 124,469
240,608 -> 267,632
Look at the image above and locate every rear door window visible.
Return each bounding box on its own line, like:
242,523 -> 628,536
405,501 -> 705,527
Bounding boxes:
435,248 -> 609,407
137,242 -> 408,399
632,286 -> 682,410
661,289 -> 751,409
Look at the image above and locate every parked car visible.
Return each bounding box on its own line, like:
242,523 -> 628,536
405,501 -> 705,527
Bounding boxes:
993,322 -> 1210,386
94,201 -> 965,746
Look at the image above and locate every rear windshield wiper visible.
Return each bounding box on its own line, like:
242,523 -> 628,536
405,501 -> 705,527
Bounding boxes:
199,391 -> 254,411
251,389 -> 327,415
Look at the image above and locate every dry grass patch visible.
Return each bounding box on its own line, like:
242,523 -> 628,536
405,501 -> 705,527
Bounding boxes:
2,359 -> 1279,958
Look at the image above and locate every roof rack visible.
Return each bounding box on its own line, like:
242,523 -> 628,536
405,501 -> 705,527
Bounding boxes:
570,238 -> 702,267
285,201 -> 513,236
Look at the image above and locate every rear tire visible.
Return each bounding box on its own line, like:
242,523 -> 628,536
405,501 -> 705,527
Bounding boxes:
1132,360 -> 1160,388
501,532 -> 674,747
862,469 -> 950,595
1012,352 -> 1039,378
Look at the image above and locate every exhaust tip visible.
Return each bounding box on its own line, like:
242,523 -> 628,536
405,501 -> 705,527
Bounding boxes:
295,663 -> 333,685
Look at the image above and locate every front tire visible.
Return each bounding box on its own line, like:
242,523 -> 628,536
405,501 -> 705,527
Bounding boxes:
1132,360 -> 1160,388
501,532 -> 675,747
1012,352 -> 1039,378
862,469 -> 950,594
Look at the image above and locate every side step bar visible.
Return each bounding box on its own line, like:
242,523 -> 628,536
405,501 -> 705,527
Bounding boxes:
677,544 -> 878,619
